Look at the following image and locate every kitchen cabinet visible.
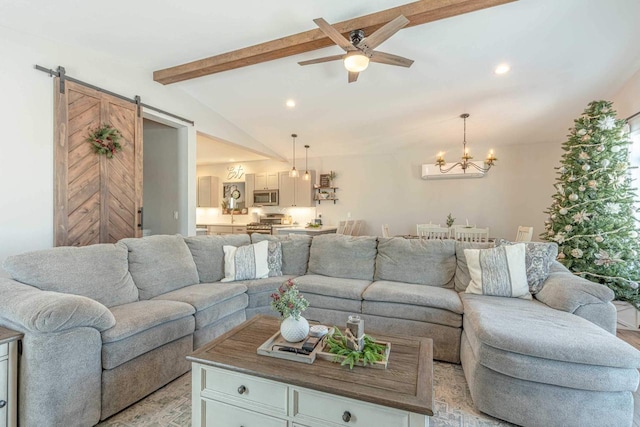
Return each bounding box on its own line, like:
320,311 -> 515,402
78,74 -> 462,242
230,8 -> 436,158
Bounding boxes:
279,170 -> 316,207
245,174 -> 255,207
207,225 -> 247,235
255,172 -> 278,190
197,176 -> 219,208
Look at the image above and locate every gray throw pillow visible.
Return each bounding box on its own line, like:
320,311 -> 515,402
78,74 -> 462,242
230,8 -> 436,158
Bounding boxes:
496,239 -> 558,294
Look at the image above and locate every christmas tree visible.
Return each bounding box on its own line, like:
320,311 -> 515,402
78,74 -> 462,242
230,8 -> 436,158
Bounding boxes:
541,100 -> 640,307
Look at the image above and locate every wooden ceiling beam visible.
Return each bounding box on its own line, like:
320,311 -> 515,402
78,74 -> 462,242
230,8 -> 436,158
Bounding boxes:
153,0 -> 516,85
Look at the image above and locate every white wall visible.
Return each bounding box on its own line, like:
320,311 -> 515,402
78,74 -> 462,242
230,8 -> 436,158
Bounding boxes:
612,68 -> 640,119
143,122 -> 182,235
0,26 -> 277,266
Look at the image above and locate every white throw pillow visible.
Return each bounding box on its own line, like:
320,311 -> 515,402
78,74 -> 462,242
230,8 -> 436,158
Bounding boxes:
464,243 -> 531,299
221,240 -> 269,282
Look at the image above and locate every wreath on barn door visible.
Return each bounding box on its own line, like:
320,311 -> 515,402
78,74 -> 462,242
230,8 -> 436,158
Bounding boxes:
86,124 -> 122,158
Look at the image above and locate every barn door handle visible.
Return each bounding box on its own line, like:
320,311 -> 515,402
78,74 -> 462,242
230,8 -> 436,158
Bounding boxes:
138,207 -> 143,229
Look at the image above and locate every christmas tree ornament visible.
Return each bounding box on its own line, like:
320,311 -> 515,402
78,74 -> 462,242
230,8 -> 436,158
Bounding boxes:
541,100 -> 640,308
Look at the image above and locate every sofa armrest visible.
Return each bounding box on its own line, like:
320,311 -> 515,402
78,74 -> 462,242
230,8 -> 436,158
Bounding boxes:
535,270 -> 616,333
0,278 -> 115,333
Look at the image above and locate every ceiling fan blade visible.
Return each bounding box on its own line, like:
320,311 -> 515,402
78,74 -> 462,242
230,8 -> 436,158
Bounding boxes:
313,18 -> 356,52
298,54 -> 344,66
357,15 -> 409,53
370,51 -> 414,68
348,71 -> 359,83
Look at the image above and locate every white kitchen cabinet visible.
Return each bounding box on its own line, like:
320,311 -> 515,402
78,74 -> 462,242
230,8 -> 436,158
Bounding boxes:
255,172 -> 278,190
207,225 -> 247,235
245,174 -> 255,207
197,176 -> 219,208
278,171 -> 295,207
279,170 -> 315,207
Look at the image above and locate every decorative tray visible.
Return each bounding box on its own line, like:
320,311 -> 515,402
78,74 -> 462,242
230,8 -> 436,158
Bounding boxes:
316,337 -> 391,369
257,330 -> 323,364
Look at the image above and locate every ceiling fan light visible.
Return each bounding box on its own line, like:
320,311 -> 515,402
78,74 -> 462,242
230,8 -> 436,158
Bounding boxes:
344,52 -> 369,72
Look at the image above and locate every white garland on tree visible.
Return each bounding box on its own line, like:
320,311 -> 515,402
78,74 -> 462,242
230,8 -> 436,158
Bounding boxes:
541,100 -> 640,307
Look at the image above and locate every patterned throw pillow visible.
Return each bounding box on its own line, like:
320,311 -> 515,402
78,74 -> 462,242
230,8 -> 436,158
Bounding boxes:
221,240 -> 269,282
496,239 -> 558,294
464,244 -> 531,299
267,241 -> 283,277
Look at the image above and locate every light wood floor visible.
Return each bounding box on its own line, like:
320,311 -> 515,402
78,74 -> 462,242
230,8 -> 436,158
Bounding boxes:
618,329 -> 640,427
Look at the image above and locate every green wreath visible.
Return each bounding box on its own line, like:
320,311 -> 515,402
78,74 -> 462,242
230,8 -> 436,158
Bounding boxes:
86,124 -> 122,158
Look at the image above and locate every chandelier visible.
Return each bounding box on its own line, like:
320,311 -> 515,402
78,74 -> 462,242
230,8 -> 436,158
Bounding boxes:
435,113 -> 497,174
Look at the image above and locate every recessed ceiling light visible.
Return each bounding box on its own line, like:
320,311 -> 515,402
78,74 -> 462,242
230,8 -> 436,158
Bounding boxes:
286,99 -> 296,108
494,63 -> 511,75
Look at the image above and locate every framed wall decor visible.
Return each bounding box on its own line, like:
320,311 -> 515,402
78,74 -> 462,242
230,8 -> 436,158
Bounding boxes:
319,174 -> 331,188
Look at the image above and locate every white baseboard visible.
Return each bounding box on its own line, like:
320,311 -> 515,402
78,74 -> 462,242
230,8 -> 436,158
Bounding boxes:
614,301 -> 640,330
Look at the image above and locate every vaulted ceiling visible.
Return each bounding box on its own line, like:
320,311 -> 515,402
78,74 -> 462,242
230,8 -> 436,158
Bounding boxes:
2,0 -> 640,160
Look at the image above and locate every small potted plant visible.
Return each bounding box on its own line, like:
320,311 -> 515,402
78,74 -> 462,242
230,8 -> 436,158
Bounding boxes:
271,280 -> 310,342
446,213 -> 455,228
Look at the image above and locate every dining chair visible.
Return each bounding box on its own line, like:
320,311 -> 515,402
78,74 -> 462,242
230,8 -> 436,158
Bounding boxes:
515,226 -> 534,242
337,221 -> 346,235
350,220 -> 363,236
416,223 -> 441,236
381,224 -> 390,238
448,224 -> 476,239
418,226 -> 450,240
342,220 -> 354,236
455,227 -> 490,242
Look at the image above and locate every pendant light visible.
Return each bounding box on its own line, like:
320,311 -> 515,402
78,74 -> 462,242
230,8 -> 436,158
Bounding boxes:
289,133 -> 299,178
303,144 -> 310,181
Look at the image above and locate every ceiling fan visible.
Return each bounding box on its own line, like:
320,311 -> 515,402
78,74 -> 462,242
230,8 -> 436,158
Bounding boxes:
298,15 -> 414,83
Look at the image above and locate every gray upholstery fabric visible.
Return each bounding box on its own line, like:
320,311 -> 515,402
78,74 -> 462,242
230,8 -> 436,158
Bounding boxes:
184,234 -> 251,282
304,293 -> 362,312
121,235 -> 199,300
252,233 -> 311,276
363,280 -> 463,314
362,301 -> 462,328
535,271 -> 615,311
20,328 -> 103,427
0,278 -> 115,333
243,275 -> 296,295
464,327 -> 639,392
102,300 -> 195,343
460,293 -> 640,368
247,291 -> 273,309
102,316 -> 194,370
574,302 -> 617,334
194,293 -> 248,329
549,259 -> 572,274
246,306 -> 274,319
101,335 -> 192,420
152,282 -> 247,311
453,241 -> 494,292
460,332 -> 635,427
293,274 -> 371,300
308,234 -> 378,280
193,310 -> 247,349
3,243 -> 138,307
374,238 -> 456,287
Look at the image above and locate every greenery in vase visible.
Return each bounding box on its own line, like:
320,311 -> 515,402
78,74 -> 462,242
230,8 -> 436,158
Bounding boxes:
541,100 -> 640,307
446,213 -> 455,228
324,327 -> 387,369
270,279 -> 309,320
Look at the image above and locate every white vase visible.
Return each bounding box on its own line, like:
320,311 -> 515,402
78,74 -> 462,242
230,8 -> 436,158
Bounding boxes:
280,316 -> 309,343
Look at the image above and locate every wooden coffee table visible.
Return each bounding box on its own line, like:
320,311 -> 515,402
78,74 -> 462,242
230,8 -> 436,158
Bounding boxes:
189,315 -> 433,427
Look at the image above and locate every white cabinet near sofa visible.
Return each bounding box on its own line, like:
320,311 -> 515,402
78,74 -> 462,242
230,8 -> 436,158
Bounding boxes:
0,327 -> 20,427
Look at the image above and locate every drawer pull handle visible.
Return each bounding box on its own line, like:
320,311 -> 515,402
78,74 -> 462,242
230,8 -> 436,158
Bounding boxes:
342,411 -> 352,422
237,385 -> 247,395
0,400 -> 6,409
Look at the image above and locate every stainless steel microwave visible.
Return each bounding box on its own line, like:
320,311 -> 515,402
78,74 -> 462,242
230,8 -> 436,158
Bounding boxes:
253,190 -> 279,206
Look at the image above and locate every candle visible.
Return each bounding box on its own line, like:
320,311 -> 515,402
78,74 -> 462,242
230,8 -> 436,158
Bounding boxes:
466,218 -> 469,226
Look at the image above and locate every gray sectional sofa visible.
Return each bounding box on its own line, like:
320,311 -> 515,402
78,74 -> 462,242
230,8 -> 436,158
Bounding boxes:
1,233 -> 639,427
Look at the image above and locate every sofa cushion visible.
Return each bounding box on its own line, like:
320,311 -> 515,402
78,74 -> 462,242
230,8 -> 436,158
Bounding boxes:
152,282 -> 247,311
193,293 -> 248,329
308,234 -> 377,280
251,234 -> 311,276
464,244 -> 531,300
362,301 -> 462,328
121,235 -> 199,300
497,239 -> 559,293
243,275 -> 296,295
293,274 -> 371,300
454,241 -> 494,292
374,238 -> 456,287
222,241 -> 269,282
460,293 -> 640,369
101,300 -> 195,369
184,234 -> 251,283
3,243 -> 138,308
363,280 -> 463,314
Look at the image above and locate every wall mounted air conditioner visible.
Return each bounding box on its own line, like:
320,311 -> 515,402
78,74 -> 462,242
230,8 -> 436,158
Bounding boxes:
421,164 -> 485,180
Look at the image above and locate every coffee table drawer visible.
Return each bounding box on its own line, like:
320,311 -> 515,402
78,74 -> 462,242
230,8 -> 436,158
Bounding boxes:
292,387 -> 409,427
200,366 -> 288,415
0,343 -> 7,358
203,399 -> 287,427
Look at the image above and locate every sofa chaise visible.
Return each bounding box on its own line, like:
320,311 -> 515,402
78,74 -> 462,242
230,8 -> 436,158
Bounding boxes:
0,233 -> 638,427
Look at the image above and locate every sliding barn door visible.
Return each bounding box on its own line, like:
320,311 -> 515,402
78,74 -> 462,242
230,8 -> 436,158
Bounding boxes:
54,79 -> 143,246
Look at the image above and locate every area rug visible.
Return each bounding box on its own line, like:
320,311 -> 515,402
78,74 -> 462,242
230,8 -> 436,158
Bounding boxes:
97,361 -> 514,426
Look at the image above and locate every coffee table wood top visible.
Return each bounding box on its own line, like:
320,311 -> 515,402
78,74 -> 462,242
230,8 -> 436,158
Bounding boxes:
0,326 -> 22,346
188,315 -> 433,416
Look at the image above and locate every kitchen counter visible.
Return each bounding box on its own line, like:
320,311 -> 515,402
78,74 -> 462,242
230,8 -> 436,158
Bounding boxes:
274,226 -> 337,236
